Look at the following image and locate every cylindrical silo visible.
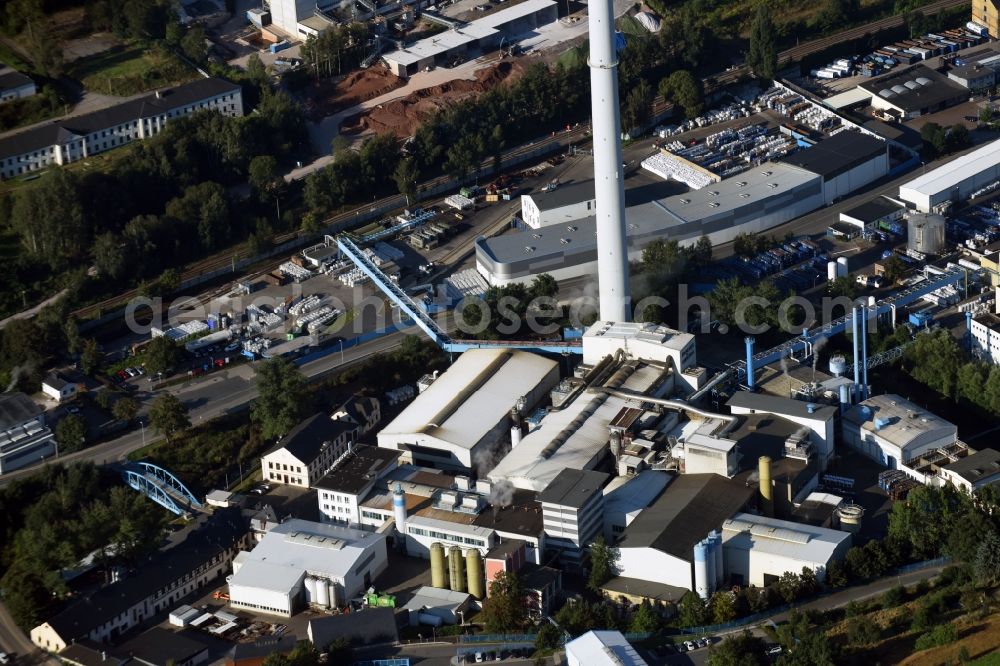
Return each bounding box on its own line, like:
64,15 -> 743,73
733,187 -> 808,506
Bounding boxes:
908,213 -> 945,255
827,260 -> 837,282
304,577 -> 318,604
839,383 -> 851,413
704,537 -> 716,596
431,543 -> 448,589
511,425 -> 522,448
393,482 -> 407,535
694,540 -> 709,599
328,581 -> 338,609
315,579 -> 330,608
712,530 -> 724,586
450,545 -> 467,593
759,456 -> 773,517
829,355 -> 847,377
836,504 -> 864,534
466,549 -> 484,600
836,256 -> 849,278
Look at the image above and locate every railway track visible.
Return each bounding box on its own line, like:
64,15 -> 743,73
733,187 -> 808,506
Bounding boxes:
69,0 -> 967,321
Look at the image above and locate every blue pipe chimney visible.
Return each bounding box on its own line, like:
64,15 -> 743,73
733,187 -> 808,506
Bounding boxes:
745,337 -> 756,391
861,305 -> 869,401
852,306 -> 860,402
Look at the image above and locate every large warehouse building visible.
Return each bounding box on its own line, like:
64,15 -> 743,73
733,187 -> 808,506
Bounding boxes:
377,349 -> 559,471
842,394 -> 958,468
382,0 -> 557,78
898,138 -> 1000,212
477,132 -> 887,286
859,65 -> 969,121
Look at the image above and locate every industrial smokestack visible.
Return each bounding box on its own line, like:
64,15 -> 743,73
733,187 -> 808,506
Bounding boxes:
392,482 -> 407,535
745,337 -> 756,391
758,456 -> 773,517
852,306 -> 861,403
861,305 -> 869,401
588,0 -> 630,322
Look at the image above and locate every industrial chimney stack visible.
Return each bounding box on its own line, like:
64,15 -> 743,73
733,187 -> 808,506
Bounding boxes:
588,0 -> 630,322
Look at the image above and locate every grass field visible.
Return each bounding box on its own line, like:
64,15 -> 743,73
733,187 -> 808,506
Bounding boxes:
70,42 -> 197,96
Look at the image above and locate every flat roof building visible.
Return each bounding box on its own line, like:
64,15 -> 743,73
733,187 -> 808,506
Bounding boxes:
779,131 -> 889,204
314,445 -> 400,525
721,513 -> 852,586
378,349 -> 559,472
566,630 -> 648,666
839,196 -> 905,229
727,392 -> 838,467
602,470 -> 671,542
939,448 -> 1000,492
615,474 -> 753,595
0,67 -> 36,104
970,312 -> 1000,365
0,392 -> 55,475
520,181 -> 596,229
861,65 -> 969,121
538,469 -> 609,569
899,137 -> 1000,212
228,520 -> 388,617
843,394 -> 958,468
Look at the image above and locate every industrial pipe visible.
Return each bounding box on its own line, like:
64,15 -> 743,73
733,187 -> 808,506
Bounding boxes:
588,0 -> 630,322
861,305 -> 869,401
745,337 -> 756,391
852,306 -> 860,403
590,387 -> 740,437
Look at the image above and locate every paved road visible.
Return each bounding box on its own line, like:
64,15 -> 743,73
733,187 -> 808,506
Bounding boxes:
352,641 -> 557,666
0,289 -> 67,330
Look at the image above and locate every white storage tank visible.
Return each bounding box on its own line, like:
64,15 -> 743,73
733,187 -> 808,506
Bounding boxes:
304,577 -> 318,604
712,530 -> 724,585
694,540 -> 709,599
315,579 -> 330,608
827,260 -> 838,282
704,537 -> 716,594
908,213 -> 946,255
837,256 -> 849,278
328,581 -> 339,609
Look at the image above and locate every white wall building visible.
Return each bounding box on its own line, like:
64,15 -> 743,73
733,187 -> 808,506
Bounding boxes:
538,469 -> 608,569
971,313 -> 1000,365
0,392 -> 56,474
0,68 -> 36,104
261,413 -> 359,488
582,321 -> 697,373
842,395 -> 958,468
779,131 -> 889,205
519,181 -> 596,229
938,448 -> 1000,493
0,78 -> 242,181
615,474 -> 753,594
314,446 -> 400,524
377,349 -> 559,471
566,630 -> 648,666
602,471 -> 671,542
721,513 -> 852,587
42,373 -> 77,403
727,392 -> 838,467
227,520 -> 388,617
899,137 -> 1000,212
404,514 -> 496,558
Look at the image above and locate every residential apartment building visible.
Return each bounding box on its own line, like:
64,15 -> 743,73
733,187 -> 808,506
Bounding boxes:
0,392 -> 56,474
31,508 -> 249,652
0,68 -> 36,104
0,77 -> 242,180
971,312 -> 1000,364
261,413 -> 359,488
538,468 -> 609,570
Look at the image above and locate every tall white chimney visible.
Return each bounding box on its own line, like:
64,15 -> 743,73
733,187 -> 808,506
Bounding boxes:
588,0 -> 631,322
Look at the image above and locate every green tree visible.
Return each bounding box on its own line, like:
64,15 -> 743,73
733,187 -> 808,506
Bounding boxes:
747,4 -> 778,81
974,530 -> 1000,584
55,414 -> 87,453
880,585 -> 906,609
846,617 -> 880,646
947,123 -> 971,152
880,256 -> 907,285
628,600 -> 660,633
775,571 -> 802,603
10,169 -> 86,269
144,335 -> 179,376
921,122 -> 947,159
112,396 -> 140,423
248,155 -> 279,201
622,79 -> 654,131
251,357 -> 310,440
92,232 -> 126,279
980,106 -> 994,124
393,157 -> 420,205
323,638 -> 351,664
480,571 -> 527,633
904,328 -> 964,400
776,612 -> 837,666
534,622 -> 562,650
659,70 -> 704,120
529,274 -> 558,300
710,591 -> 737,624
81,338 -> 101,375
677,591 -> 709,627
149,393 -> 190,442
708,629 -> 768,666
914,623 -> 957,650
588,536 -> 618,592
180,24 -> 208,64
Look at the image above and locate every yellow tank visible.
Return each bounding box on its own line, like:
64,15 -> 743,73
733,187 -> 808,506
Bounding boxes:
430,542 -> 448,589
759,456 -> 773,517
450,545 -> 467,592
466,549 -> 484,599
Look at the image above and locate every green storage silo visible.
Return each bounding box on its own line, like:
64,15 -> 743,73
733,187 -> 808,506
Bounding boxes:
430,542 -> 448,589
449,545 -> 466,592
466,549 -> 484,600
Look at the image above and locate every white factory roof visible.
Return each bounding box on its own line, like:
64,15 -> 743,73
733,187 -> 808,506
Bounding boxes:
721,512 -> 851,562
565,630 -> 649,666
488,363 -> 663,492
603,471 -> 672,516
383,0 -> 556,66
584,321 -> 694,354
900,138 -> 1000,197
379,349 -> 557,449
228,520 -> 385,593
843,394 -> 957,451
407,513 -> 495,540
401,586 -> 471,613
